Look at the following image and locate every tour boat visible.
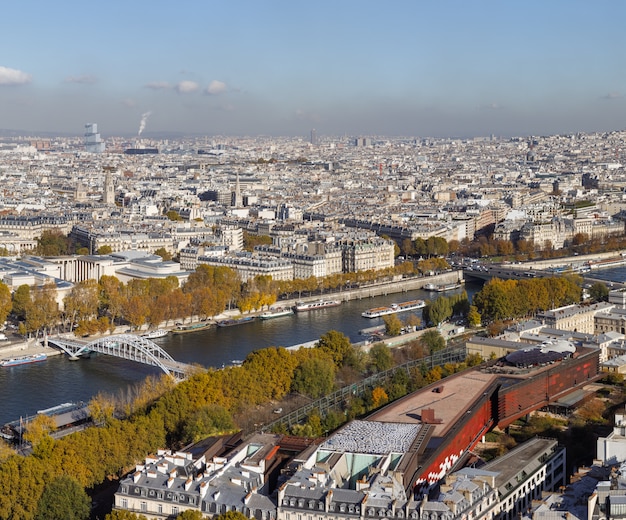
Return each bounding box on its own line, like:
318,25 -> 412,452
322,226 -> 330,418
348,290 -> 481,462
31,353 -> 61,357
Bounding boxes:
259,307 -> 294,320
361,299 -> 426,318
294,299 -> 342,312
0,353 -> 47,367
141,329 -> 169,339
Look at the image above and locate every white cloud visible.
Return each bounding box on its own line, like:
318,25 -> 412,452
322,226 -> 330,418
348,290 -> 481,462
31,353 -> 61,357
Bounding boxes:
121,98 -> 136,108
176,80 -> 199,94
603,91 -> 622,100
144,81 -> 171,90
0,66 -> 31,85
64,74 -> 96,84
206,80 -> 227,95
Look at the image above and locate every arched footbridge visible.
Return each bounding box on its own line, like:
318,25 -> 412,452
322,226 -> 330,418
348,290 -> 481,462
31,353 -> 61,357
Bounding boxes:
47,334 -> 195,381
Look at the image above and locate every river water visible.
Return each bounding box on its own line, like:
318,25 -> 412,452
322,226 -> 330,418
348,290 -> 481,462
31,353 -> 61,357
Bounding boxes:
0,283 -> 482,426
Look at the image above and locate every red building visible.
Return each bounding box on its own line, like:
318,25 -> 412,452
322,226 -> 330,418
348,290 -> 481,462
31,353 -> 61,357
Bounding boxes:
367,343 -> 601,489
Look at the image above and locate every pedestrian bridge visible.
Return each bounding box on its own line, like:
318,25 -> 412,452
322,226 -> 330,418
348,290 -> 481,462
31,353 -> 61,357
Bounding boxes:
47,334 -> 195,381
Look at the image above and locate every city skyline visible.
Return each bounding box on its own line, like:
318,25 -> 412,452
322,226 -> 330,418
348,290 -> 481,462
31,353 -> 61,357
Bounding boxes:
2,0 -> 626,138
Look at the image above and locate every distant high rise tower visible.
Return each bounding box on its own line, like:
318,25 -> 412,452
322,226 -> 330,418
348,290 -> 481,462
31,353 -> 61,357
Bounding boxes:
231,171 -> 242,207
103,171 -> 115,204
310,129 -> 317,145
84,123 -> 105,153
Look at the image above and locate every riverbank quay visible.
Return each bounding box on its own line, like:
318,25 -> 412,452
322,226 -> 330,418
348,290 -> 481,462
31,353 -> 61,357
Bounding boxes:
0,271 -> 465,363
0,338 -> 61,362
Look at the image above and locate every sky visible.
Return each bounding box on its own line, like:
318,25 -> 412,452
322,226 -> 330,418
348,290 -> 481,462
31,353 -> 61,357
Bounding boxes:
1,0 -> 626,138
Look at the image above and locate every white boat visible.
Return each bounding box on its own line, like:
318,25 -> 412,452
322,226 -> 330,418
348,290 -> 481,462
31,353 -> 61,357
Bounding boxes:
435,283 -> 463,292
259,307 -> 294,320
0,353 -> 47,367
361,299 -> 426,318
294,299 -> 342,312
141,329 -> 169,339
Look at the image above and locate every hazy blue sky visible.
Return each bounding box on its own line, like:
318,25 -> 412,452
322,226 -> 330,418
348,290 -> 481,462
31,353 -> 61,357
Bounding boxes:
2,0 -> 625,138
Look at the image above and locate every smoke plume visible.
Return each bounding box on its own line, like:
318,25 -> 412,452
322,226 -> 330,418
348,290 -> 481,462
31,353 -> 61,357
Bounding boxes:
138,111 -> 152,136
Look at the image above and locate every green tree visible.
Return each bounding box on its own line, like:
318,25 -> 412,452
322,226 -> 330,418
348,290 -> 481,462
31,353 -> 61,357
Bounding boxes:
424,296 -> 453,326
182,405 -> 236,444
214,512 -> 249,520
369,343 -> 394,372
166,210 -> 183,221
589,282 -> 609,302
34,475 -> 91,520
316,330 -> 356,368
292,357 -> 336,398
36,230 -> 69,256
419,329 -> 446,354
11,284 -> 30,320
176,511 -> 205,520
97,245 -> 113,255
154,247 -> 173,261
105,511 -> 149,520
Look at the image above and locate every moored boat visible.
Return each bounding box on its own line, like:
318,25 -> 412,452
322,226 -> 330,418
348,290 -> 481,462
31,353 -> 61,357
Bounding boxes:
259,307 -> 294,320
0,353 -> 47,367
294,299 -> 342,312
141,329 -> 169,339
171,322 -> 212,334
435,283 -> 463,292
361,299 -> 425,318
217,316 -> 256,327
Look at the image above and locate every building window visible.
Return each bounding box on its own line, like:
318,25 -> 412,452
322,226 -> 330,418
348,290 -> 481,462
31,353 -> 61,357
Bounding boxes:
172,506 -> 179,515
121,499 -> 128,509
158,504 -> 163,514
140,502 -> 147,512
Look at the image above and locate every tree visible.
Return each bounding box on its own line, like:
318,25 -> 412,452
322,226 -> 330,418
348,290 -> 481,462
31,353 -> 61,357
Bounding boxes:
214,512 -> 249,520
383,314 -> 403,336
63,279 -> 99,330
182,405 -> 236,444
427,297 -> 453,326
105,511 -> 149,520
371,386 -> 389,408
99,275 -> 124,325
166,210 -> 183,221
25,281 -> 59,335
369,343 -> 394,372
23,413 -> 56,448
36,230 -> 70,256
316,330 -> 356,368
467,305 -> 482,327
419,329 -> 446,354
97,245 -> 113,255
589,282 -> 609,302
0,282 -> 11,325
154,247 -> 173,261
292,357 -> 336,398
11,284 -> 30,320
35,475 -> 91,520
176,511 -> 205,520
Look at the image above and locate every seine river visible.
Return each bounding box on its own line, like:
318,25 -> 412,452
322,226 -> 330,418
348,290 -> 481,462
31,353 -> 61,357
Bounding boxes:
0,283 -> 482,426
